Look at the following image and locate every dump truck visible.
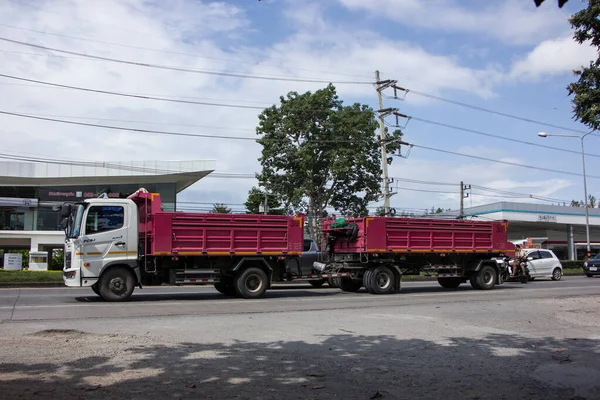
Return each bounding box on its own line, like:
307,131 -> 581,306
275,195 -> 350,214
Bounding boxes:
312,216 -> 516,293
60,189 -> 351,301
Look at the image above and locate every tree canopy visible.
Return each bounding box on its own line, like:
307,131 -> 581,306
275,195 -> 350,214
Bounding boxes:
244,186 -> 286,214
568,0 -> 600,130
534,0 -> 569,8
210,203 -> 232,214
254,83 -> 403,239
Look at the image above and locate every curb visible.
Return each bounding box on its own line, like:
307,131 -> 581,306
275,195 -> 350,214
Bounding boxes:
0,282 -> 64,288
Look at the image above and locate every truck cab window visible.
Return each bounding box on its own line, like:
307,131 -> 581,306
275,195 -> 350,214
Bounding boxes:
304,240 -> 313,252
85,206 -> 124,235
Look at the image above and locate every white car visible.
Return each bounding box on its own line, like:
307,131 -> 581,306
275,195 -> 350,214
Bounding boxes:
521,249 -> 563,281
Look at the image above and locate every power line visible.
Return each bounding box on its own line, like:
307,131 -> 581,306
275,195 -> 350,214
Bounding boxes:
1,108 -> 596,179
0,22 -> 373,81
408,144 -> 600,179
0,36 -> 373,85
407,116 -> 600,159
398,87 -> 590,136
0,73 -> 266,110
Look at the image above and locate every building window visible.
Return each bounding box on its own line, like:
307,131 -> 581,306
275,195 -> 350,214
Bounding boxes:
85,206 -> 124,234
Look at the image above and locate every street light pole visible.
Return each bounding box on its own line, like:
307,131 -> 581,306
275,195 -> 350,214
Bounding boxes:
538,131 -> 594,257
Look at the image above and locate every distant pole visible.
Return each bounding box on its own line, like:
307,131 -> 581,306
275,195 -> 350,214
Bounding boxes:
263,191 -> 267,215
376,70 -> 391,216
460,181 -> 464,218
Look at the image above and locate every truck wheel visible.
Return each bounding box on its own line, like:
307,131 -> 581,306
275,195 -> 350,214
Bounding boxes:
98,267 -> 135,302
234,267 -> 269,299
214,279 -> 237,296
327,277 -> 339,288
339,277 -> 362,293
438,278 -> 462,289
363,269 -> 374,293
551,268 -> 562,281
469,275 -> 481,290
368,266 -> 396,295
475,265 -> 496,290
91,284 -> 101,296
308,279 -> 325,288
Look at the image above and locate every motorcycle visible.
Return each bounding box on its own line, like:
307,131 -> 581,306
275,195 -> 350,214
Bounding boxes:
500,256 -> 530,283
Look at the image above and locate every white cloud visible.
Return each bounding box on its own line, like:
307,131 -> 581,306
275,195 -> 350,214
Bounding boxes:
510,35 -> 597,80
0,0 -> 582,212
336,0 -> 572,45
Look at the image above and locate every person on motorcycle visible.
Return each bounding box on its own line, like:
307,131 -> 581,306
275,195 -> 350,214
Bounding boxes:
509,245 -> 527,279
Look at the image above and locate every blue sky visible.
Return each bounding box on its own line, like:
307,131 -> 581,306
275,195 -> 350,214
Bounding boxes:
0,0 -> 596,214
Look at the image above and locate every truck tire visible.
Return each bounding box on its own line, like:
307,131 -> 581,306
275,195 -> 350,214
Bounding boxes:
339,277 -> 362,293
327,277 -> 340,288
475,265 -> 496,290
363,269 -> 374,293
308,279 -> 325,288
214,279 -> 237,296
98,267 -> 135,302
91,284 -> 101,296
234,267 -> 269,299
367,266 -> 396,295
469,275 -> 481,290
438,278 -> 462,289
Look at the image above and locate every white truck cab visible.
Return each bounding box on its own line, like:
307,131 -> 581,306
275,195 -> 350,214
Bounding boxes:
62,198 -> 140,295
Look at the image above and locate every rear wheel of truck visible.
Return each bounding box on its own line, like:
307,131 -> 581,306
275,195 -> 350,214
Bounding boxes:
368,266 -> 396,295
214,279 -> 237,296
469,275 -> 481,290
308,279 -> 325,288
475,265 -> 496,290
327,277 -> 339,288
339,277 -> 362,293
437,278 -> 462,289
234,267 -> 269,299
98,267 -> 135,302
363,269 -> 374,293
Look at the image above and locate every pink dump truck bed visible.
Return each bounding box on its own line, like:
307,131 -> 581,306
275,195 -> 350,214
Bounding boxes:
323,217 -> 515,255
130,191 -> 304,257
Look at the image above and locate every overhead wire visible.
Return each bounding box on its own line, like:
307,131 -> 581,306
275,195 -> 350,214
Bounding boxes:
0,36 -> 373,84
0,22 -> 374,81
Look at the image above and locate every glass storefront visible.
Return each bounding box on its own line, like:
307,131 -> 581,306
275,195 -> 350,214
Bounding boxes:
0,183 -> 177,231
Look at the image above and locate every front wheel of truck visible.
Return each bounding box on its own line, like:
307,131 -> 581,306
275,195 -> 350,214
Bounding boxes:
91,284 -> 101,296
235,267 -> 269,299
98,267 -> 135,302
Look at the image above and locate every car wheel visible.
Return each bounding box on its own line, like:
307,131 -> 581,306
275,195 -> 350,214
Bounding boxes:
586,273 -> 594,278
551,268 -> 562,281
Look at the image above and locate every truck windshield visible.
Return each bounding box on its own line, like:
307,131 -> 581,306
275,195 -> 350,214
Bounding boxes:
68,204 -> 85,238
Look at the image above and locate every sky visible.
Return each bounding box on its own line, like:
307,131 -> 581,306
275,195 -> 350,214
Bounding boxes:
0,0 -> 597,215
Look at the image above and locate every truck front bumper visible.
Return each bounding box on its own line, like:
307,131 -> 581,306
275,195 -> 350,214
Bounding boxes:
63,268 -> 98,287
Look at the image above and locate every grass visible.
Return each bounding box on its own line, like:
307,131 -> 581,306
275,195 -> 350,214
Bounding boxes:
0,269 -> 63,283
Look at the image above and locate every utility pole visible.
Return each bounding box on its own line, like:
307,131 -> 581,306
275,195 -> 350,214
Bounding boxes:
263,192 -> 268,215
376,70 -> 391,216
459,181 -> 471,218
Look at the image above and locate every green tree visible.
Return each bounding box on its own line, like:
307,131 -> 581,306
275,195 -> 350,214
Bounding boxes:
255,84 -> 400,239
244,187 -> 286,214
589,194 -> 597,208
210,203 -> 232,214
568,1 -> 600,130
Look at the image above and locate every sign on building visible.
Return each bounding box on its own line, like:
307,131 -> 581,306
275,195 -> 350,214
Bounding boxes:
537,214 -> 557,223
3,253 -> 23,271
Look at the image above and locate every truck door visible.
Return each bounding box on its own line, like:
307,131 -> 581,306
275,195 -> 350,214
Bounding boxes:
299,239 -> 319,274
80,204 -> 135,277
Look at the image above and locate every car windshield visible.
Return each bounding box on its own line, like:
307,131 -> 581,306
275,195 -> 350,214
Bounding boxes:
594,254 -> 600,260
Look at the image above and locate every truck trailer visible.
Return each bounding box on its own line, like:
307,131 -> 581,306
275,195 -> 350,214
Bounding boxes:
313,216 -> 516,293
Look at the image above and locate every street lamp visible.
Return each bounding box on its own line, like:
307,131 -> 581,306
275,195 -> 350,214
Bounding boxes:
538,130 -> 594,258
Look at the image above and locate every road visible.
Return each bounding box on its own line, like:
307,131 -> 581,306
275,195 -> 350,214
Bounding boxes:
0,277 -> 599,399
0,276 -> 598,322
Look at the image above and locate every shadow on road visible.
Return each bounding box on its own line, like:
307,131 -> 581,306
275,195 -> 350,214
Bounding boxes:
1,329 -> 599,399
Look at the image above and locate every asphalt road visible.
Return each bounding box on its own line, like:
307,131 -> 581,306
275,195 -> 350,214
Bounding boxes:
0,276 -> 597,322
1,276 -> 599,400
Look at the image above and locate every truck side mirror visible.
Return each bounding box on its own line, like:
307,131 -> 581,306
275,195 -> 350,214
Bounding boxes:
59,218 -> 68,231
60,204 -> 72,218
